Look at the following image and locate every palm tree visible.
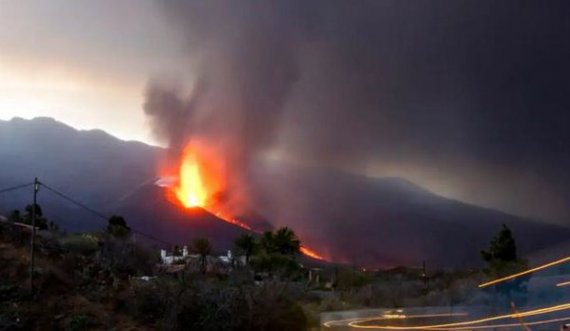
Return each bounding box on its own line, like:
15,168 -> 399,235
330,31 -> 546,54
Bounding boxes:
192,237 -> 212,274
234,234 -> 258,265
273,227 -> 301,256
260,231 -> 276,254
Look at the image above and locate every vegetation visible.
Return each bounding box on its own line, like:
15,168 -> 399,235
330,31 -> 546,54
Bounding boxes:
234,233 -> 257,265
9,203 -> 51,230
66,314 -> 89,331
129,278 -> 307,330
0,208 -> 537,330
481,224 -> 527,276
261,227 -> 301,256
245,227 -> 303,279
106,215 -> 131,238
192,237 -> 212,274
481,224 -> 518,264
172,244 -> 182,256
481,224 -> 529,303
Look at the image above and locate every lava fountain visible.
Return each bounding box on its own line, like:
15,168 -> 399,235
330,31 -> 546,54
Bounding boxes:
172,144 -> 221,209
176,151 -> 207,207
160,141 -> 326,261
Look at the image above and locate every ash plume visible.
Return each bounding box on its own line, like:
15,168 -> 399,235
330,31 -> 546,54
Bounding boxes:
144,0 -> 570,246
144,1 -> 308,208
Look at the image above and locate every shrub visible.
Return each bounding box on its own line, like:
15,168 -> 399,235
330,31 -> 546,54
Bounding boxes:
61,234 -> 99,255
96,238 -> 157,278
127,278 -> 308,331
66,314 -> 89,331
129,280 -> 170,324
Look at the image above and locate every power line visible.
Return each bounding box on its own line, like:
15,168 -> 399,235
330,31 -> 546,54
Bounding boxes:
30,178 -> 39,293
40,183 -> 108,220
129,229 -> 173,247
40,181 -> 173,246
0,182 -> 34,194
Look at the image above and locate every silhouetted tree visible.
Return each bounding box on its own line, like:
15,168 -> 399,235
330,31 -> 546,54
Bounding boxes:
260,231 -> 276,253
172,245 -> 182,257
481,224 -> 528,304
25,203 -> 43,218
481,224 -> 517,263
8,209 -> 21,223
23,204 -> 48,230
192,238 -> 212,274
48,221 -> 59,232
260,227 -> 301,257
273,227 -> 301,257
235,234 -> 258,265
254,227 -> 302,278
107,215 -> 131,238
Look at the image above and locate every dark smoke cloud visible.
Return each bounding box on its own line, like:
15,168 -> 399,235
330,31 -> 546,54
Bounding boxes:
144,79 -> 205,153
145,0 -> 570,222
144,1 -> 311,202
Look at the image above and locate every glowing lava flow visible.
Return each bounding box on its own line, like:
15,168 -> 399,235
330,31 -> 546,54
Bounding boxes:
300,246 -> 325,260
164,143 -> 326,262
215,211 -> 325,261
216,211 -> 325,261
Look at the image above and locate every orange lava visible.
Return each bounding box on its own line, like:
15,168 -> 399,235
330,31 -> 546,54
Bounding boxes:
176,151 -> 207,207
162,141 -> 327,262
300,246 -> 326,261
166,142 -> 226,209
211,210 -> 254,232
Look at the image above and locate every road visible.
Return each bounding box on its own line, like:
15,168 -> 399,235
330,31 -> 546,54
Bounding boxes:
322,305 -> 570,330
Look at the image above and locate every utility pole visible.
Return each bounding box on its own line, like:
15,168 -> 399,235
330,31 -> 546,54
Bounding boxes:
30,177 -> 40,293
421,260 -> 429,293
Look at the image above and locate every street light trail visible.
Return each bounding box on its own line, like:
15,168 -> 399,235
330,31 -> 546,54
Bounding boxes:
478,255 -> 570,288
323,313 -> 468,328
328,302 -> 570,329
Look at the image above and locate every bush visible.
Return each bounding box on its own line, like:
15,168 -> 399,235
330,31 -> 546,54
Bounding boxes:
96,238 -> 158,278
129,280 -> 170,324
66,314 -> 89,331
335,267 -> 372,291
126,278 -> 308,331
61,234 -> 99,255
0,303 -> 22,331
245,283 -> 308,331
251,253 -> 302,279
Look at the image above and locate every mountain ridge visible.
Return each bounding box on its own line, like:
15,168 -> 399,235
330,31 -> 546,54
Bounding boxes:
2,117 -> 569,267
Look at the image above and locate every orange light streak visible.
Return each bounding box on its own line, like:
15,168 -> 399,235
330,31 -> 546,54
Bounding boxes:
478,255 -> 570,288
323,313 -> 468,328
557,280 -> 570,287
344,302 -> 570,329
425,316 -> 570,331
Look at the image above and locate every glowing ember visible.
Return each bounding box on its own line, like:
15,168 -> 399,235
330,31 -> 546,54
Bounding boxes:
162,141 -> 327,262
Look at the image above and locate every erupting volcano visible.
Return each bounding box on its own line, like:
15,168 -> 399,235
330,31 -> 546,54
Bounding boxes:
161,142 -> 326,261
168,142 -> 225,209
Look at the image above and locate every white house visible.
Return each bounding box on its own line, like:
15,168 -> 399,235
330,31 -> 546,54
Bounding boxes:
160,245 -> 189,265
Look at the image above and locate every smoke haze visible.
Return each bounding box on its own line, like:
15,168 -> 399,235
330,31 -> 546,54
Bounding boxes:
143,0 -> 570,223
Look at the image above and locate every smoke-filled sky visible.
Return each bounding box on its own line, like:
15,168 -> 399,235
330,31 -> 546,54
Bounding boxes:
2,0 -> 570,223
